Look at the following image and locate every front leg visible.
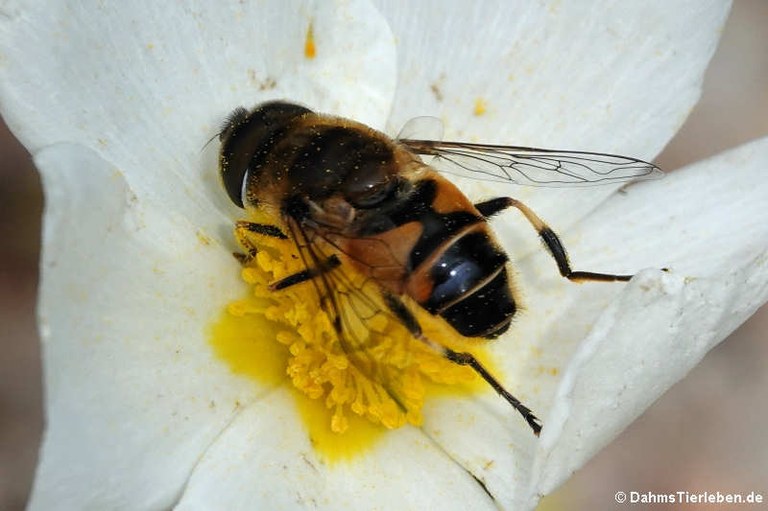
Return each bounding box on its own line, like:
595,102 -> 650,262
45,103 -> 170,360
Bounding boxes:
268,255 -> 341,291
234,220 -> 288,264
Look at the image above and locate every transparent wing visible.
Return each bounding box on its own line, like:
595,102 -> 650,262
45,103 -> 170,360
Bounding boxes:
286,218 -> 383,344
284,217 -> 413,409
396,116 -> 444,142
399,139 -> 663,186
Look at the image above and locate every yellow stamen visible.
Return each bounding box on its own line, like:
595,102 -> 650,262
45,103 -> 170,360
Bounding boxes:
210,214 -> 496,460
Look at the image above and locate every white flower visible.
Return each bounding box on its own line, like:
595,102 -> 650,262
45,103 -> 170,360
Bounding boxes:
1,0 -> 765,509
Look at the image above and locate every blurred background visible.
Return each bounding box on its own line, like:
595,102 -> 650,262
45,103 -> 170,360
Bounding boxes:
0,2 -> 766,509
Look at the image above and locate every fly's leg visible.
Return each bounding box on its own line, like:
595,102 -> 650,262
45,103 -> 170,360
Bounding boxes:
234,220 -> 288,264
268,255 -> 341,290
475,197 -> 648,282
235,220 -> 341,294
382,292 -> 542,436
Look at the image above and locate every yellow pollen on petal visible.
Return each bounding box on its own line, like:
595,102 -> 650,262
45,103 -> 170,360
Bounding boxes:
209,213 -> 498,461
304,21 -> 317,60
473,97 -> 488,116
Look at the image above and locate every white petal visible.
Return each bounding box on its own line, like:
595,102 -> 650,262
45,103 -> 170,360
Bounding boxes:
175,388 -> 498,511
374,0 -> 731,257
9,1 -> 755,509
412,136 -> 768,509
0,0 -> 396,245
29,144 -> 259,509
528,135 -> 768,503
4,3 -> 396,507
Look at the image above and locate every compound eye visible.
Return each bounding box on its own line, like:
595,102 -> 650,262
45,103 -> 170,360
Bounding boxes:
218,101 -> 312,208
346,177 -> 397,208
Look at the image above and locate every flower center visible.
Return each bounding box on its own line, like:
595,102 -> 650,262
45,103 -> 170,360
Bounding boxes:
210,215 -> 493,459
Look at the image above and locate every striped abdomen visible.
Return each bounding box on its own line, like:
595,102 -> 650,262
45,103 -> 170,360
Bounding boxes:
354,176 -> 517,339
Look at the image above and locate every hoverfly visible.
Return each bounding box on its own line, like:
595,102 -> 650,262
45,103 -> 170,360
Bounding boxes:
217,101 -> 662,435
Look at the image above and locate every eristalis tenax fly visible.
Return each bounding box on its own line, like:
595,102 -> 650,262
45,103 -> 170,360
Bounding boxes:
217,101 -> 663,436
